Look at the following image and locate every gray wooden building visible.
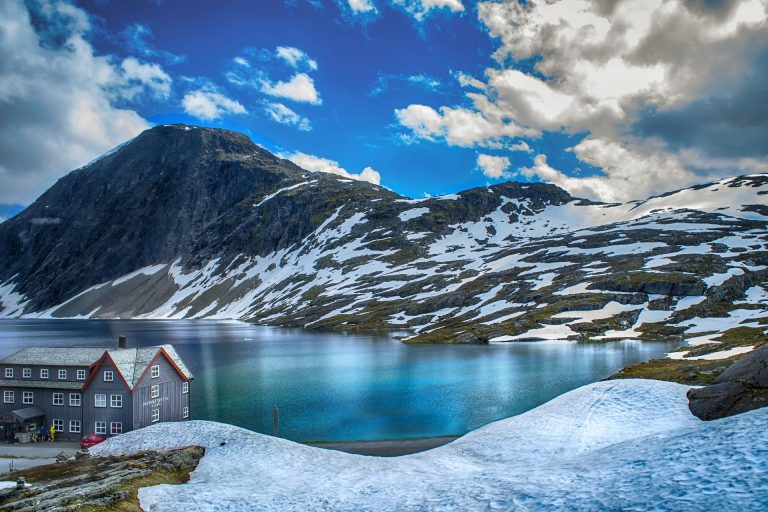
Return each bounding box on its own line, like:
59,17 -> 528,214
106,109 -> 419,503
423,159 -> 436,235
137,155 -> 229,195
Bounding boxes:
0,337 -> 193,441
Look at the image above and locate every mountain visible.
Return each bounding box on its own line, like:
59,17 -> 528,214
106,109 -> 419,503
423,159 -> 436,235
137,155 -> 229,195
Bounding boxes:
0,124 -> 766,354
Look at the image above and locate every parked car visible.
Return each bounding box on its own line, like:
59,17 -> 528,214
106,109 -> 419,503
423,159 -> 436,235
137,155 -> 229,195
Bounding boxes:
80,433 -> 108,449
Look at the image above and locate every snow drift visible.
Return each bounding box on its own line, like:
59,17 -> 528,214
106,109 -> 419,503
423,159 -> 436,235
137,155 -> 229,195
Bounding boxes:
91,379 -> 768,511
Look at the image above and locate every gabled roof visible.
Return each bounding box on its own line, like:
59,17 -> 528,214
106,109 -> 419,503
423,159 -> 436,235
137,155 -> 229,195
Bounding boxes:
85,345 -> 193,391
1,345 -> 193,392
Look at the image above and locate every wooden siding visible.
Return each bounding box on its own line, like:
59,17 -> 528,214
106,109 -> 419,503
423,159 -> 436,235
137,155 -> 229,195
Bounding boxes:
83,359 -> 133,436
133,355 -> 189,430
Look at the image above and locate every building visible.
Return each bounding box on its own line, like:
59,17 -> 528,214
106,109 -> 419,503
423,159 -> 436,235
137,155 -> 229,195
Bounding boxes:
0,337 -> 193,442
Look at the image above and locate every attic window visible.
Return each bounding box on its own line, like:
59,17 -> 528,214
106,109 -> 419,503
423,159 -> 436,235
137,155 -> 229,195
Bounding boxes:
104,371 -> 114,382
182,382 -> 189,394
151,365 -> 160,379
4,368 -> 12,378
22,368 -> 31,378
77,369 -> 87,380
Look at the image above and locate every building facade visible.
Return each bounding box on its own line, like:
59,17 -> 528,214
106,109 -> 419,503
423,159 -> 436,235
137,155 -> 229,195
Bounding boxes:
0,338 -> 192,441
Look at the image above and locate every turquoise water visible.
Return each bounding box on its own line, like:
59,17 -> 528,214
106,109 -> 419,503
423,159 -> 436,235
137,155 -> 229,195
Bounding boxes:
0,319 -> 675,442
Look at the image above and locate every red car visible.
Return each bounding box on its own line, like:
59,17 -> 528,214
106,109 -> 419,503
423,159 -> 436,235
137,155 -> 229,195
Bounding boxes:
80,433 -> 108,449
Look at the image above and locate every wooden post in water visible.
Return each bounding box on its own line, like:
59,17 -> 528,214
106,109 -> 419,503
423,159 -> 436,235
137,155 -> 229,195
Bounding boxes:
273,405 -> 279,436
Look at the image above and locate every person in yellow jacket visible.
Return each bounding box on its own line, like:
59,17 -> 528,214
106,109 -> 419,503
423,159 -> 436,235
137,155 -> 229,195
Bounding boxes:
49,425 -> 55,442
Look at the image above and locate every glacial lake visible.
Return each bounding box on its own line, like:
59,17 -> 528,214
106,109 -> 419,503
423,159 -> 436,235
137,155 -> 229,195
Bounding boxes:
0,319 -> 676,442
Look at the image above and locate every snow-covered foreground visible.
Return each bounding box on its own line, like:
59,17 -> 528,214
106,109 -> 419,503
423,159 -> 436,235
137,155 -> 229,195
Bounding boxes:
92,379 -> 768,511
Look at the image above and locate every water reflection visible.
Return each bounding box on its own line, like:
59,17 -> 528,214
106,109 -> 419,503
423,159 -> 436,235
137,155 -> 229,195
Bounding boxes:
0,319 -> 674,442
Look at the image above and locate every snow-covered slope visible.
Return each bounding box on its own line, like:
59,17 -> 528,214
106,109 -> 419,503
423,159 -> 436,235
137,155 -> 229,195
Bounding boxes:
0,126 -> 766,357
90,379 -> 767,511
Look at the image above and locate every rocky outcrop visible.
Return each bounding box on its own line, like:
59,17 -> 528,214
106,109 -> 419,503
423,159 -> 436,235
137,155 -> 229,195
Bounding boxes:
687,344 -> 768,420
0,446 -> 203,511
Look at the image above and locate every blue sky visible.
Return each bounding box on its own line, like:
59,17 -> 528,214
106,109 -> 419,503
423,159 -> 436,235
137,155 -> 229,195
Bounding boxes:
1,0 -> 766,205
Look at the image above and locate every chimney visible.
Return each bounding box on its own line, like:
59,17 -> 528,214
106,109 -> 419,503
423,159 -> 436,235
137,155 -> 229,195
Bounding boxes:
118,336 -> 127,349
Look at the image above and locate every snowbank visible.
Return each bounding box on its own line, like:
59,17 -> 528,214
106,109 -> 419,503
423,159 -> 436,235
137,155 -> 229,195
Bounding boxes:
90,379 -> 768,511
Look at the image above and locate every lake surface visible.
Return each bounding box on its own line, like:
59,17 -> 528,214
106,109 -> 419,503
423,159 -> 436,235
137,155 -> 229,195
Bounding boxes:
0,319 -> 675,442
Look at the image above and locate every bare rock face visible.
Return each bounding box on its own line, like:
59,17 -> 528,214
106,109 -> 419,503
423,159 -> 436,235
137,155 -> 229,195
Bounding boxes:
688,344 -> 768,420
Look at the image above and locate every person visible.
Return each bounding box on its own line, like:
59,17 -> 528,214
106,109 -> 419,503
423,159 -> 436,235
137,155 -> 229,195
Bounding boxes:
38,424 -> 47,443
49,424 -> 55,442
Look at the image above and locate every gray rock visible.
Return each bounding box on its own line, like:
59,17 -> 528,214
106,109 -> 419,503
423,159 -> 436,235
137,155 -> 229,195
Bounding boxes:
687,344 -> 768,420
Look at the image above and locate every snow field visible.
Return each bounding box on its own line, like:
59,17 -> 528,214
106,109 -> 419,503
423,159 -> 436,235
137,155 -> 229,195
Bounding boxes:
88,379 -> 768,511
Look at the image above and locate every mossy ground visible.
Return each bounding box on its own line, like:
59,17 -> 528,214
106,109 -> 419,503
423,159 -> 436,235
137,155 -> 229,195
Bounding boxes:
1,446 -> 203,511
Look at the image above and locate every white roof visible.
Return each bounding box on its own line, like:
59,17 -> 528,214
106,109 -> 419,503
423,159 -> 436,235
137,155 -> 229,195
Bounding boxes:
1,345 -> 193,390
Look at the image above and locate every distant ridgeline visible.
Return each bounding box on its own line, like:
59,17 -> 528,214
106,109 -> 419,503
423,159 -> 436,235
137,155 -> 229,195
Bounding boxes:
0,125 -> 766,351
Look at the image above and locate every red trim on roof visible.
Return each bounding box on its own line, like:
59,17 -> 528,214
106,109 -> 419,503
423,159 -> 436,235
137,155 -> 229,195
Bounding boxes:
133,348 -> 190,389
80,352 -> 132,392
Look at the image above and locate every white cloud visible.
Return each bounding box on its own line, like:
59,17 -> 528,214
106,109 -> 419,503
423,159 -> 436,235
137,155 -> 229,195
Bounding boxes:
393,0 -> 464,20
119,57 -> 172,100
261,73 -> 322,104
284,152 -> 382,185
395,104 -> 537,148
182,89 -> 247,121
0,0 -> 158,204
476,154 -> 511,179
233,56 -> 250,67
264,102 -> 312,131
348,0 -> 377,13
396,0 -> 768,201
275,46 -> 318,71
521,138 -> 695,203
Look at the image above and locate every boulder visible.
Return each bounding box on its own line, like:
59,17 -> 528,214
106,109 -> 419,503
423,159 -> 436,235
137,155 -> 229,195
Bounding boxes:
687,344 -> 768,420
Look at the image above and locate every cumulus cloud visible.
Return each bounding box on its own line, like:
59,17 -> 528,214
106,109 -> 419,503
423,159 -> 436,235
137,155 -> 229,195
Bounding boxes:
182,89 -> 247,121
264,102 -> 312,131
392,0 -> 464,20
119,57 -> 172,100
0,0 -> 161,204
477,154 -> 511,179
348,0 -> 377,13
260,73 -> 322,104
395,104 -> 537,148
275,46 -> 318,71
396,0 -> 768,201
283,152 -> 382,185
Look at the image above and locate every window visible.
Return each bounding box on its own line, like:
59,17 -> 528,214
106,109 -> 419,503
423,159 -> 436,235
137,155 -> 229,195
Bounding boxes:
3,391 -> 13,403
103,370 -> 113,382
58,369 -> 67,380
151,408 -> 160,423
52,419 -> 63,432
151,385 -> 159,398
95,394 -> 106,408
22,368 -> 31,378
151,365 -> 160,378
95,422 -> 107,434
182,406 -> 189,419
22,391 -> 33,405
4,368 -> 12,378
52,393 -> 63,406
110,394 -> 122,408
110,422 -> 123,435
69,420 -> 81,433
69,393 -> 81,407
182,382 -> 189,394
40,369 -> 49,379
77,369 -> 87,380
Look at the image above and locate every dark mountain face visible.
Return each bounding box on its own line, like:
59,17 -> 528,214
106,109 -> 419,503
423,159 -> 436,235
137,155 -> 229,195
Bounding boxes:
0,124 -> 575,311
0,125 -> 311,309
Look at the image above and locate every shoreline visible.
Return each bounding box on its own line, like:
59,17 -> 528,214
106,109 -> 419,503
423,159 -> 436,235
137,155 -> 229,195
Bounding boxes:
306,435 -> 459,457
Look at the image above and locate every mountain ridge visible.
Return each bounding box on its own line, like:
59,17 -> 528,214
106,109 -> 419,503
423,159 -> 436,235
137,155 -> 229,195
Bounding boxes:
0,125 -> 766,356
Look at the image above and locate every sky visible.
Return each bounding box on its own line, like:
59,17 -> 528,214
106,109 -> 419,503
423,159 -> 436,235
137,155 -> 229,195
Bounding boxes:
0,0 -> 766,206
